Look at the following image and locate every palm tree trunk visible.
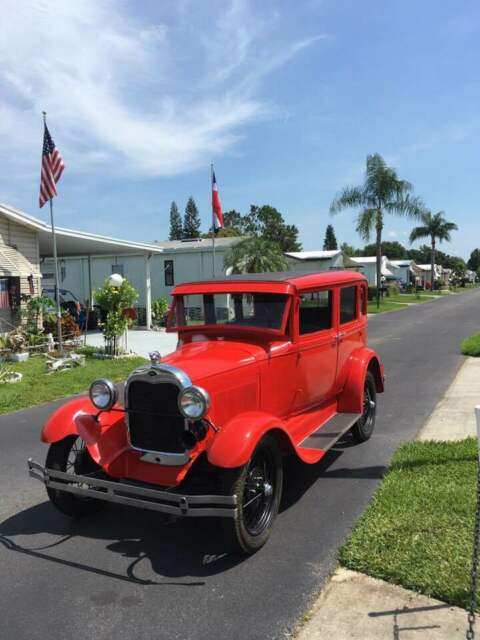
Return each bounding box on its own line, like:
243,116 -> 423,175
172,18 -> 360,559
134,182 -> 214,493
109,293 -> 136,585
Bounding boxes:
431,236 -> 436,291
376,212 -> 383,308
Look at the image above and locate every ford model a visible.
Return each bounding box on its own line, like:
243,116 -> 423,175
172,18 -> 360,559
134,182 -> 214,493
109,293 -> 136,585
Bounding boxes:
28,271 -> 384,554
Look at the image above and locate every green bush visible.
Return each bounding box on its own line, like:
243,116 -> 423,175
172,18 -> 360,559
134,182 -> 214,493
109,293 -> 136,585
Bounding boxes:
94,277 -> 138,355
385,283 -> 400,297
367,286 -> 377,301
461,333 -> 480,357
152,297 -> 169,327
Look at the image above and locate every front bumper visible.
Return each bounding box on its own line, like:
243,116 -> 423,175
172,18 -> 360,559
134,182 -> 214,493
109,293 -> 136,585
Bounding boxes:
28,459 -> 237,518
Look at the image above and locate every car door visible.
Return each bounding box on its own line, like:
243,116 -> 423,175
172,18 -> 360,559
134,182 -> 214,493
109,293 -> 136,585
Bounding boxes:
335,284 -> 367,391
293,288 -> 338,411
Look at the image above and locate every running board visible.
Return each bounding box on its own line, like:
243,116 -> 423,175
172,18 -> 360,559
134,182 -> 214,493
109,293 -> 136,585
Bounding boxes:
299,413 -> 361,451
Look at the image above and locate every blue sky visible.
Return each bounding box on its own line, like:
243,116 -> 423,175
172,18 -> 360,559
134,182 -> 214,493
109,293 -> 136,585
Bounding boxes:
1,0 -> 479,258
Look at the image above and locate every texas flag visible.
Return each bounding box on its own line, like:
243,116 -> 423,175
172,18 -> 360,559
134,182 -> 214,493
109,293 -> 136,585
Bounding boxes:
212,170 -> 224,232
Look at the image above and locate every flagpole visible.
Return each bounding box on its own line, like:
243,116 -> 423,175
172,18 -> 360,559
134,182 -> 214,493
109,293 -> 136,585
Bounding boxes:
43,112 -> 63,354
211,163 -> 216,278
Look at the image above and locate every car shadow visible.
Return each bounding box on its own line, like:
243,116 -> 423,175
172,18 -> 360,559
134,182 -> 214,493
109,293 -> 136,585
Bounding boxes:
1,436 -> 387,585
0,501 -> 242,586
280,436 -> 387,512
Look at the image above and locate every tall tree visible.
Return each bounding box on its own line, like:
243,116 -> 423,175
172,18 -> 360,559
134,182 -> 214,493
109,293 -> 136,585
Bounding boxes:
224,237 -> 289,274
183,197 -> 201,239
330,153 -> 423,307
168,201 -> 183,240
362,240 -> 407,259
467,248 -> 480,273
323,224 -> 338,250
340,242 -> 358,257
409,211 -> 458,290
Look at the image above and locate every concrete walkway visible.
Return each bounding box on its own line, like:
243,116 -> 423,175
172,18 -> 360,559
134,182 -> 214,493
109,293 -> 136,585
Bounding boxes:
295,355 -> 480,639
419,357 -> 480,441
295,569 -> 466,639
85,329 -> 178,359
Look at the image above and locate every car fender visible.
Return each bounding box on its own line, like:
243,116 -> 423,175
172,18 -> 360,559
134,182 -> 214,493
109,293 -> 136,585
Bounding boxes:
41,396 -> 129,466
207,411 -> 294,469
337,347 -> 384,414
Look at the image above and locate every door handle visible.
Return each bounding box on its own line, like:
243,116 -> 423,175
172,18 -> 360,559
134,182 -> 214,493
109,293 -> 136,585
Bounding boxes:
337,332 -> 346,340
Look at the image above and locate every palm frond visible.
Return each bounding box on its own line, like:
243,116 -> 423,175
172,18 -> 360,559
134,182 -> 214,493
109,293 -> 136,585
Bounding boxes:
355,208 -> 378,242
330,186 -> 366,214
409,225 -> 430,244
384,195 -> 424,218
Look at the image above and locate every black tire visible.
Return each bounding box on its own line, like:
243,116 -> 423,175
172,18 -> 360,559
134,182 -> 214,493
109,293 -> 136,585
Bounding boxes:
222,434 -> 283,554
45,435 -> 106,518
351,371 -> 377,443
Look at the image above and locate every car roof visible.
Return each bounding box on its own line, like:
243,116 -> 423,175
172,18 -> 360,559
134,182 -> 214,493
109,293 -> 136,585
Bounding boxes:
174,270 -> 367,296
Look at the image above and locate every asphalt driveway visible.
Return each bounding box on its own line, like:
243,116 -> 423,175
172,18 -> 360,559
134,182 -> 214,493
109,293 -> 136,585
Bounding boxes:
1,290 -> 479,640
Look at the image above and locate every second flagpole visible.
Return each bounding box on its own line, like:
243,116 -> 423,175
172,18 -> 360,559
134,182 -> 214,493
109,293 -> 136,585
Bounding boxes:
211,163 -> 216,278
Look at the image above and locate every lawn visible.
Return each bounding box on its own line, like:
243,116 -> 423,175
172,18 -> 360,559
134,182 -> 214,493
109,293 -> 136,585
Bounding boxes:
0,353 -> 147,414
339,439 -> 478,609
367,300 -> 409,314
461,333 -> 480,357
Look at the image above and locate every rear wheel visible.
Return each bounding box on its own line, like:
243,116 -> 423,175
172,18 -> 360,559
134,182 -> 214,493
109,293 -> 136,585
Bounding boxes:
351,371 -> 377,443
222,434 -> 283,554
45,435 -> 106,517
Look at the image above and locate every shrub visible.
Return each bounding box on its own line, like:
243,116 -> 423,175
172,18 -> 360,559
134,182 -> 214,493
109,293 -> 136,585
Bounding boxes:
385,283 -> 400,297
367,286 -> 377,301
94,277 -> 139,355
461,333 -> 480,357
152,297 -> 169,327
43,312 -> 80,340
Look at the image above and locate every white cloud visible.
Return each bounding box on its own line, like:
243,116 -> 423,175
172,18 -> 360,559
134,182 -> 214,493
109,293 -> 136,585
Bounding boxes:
0,0 -> 323,179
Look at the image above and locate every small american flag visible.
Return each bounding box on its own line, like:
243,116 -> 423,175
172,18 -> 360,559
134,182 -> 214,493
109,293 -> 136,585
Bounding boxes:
0,279 -> 9,310
39,123 -> 65,208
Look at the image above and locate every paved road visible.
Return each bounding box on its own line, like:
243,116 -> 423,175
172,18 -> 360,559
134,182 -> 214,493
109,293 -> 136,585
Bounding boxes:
1,290 -> 479,640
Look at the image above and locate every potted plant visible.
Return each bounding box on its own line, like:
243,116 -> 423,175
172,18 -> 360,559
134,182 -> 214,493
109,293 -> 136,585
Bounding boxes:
5,328 -> 29,362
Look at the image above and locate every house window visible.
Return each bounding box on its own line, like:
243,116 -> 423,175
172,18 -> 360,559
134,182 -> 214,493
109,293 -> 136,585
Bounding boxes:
112,264 -> 124,276
164,260 -> 174,286
299,290 -> 332,335
340,286 -> 357,324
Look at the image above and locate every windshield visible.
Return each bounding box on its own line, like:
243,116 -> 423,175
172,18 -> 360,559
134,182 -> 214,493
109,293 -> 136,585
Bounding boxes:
172,293 -> 288,331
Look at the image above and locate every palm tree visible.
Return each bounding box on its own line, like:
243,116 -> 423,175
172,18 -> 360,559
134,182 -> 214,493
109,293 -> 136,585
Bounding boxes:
330,153 -> 423,307
409,211 -> 458,290
224,237 -> 289,274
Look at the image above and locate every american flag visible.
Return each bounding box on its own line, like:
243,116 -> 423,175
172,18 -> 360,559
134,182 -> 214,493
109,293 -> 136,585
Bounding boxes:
0,279 -> 9,310
39,123 -> 64,208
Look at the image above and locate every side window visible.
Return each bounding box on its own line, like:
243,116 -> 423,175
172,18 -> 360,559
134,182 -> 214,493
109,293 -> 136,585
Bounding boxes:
299,290 -> 332,335
340,286 -> 357,324
164,260 -> 174,286
360,285 -> 367,315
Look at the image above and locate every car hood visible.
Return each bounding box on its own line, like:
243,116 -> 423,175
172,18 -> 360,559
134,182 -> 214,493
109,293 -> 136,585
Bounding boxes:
162,339 -> 266,384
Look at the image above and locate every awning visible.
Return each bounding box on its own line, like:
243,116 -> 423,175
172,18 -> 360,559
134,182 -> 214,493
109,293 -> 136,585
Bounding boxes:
0,241 -> 42,278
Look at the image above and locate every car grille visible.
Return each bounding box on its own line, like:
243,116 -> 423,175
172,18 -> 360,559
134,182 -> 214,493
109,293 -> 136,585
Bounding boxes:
127,380 -> 186,453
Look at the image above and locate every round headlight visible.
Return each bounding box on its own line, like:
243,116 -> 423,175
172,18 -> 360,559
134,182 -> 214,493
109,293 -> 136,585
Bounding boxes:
89,379 -> 117,411
178,386 -> 210,420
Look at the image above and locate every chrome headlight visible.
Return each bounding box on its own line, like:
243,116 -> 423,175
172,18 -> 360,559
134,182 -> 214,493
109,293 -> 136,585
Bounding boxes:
89,379 -> 118,411
178,386 -> 210,420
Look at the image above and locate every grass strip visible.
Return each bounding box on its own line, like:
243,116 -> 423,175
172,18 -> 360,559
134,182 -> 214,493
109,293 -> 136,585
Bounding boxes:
0,354 -> 147,414
461,333 -> 480,357
339,438 -> 478,610
367,300 -> 409,314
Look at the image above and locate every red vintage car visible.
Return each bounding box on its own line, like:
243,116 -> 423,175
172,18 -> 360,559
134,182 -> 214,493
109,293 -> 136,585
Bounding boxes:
29,271 -> 384,553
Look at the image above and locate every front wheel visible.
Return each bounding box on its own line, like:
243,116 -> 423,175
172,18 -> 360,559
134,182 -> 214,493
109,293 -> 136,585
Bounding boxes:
45,435 -> 106,517
351,371 -> 377,443
222,434 -> 283,554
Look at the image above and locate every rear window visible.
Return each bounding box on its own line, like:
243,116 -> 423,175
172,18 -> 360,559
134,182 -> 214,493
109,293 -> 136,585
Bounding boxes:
172,292 -> 288,330
340,286 -> 357,324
